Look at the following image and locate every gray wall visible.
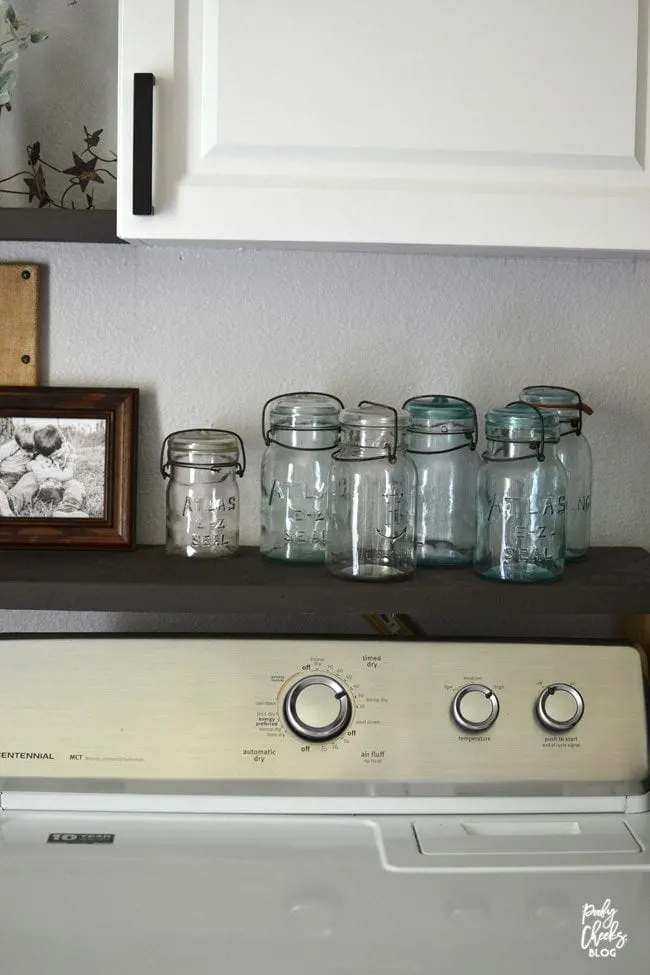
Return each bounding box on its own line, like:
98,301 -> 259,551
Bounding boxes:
0,242 -> 647,550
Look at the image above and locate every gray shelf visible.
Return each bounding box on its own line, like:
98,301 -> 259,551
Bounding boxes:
0,209 -> 122,244
0,545 -> 647,618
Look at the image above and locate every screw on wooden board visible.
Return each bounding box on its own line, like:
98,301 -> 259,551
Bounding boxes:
21,269 -> 31,280
21,355 -> 31,364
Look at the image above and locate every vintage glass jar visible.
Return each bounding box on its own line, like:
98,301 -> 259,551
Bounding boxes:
326,402 -> 417,582
160,428 -> 245,558
520,385 -> 592,560
404,394 -> 479,566
474,404 -> 567,583
260,392 -> 343,562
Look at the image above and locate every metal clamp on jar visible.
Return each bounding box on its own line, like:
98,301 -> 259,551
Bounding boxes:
160,428 -> 246,559
260,392 -> 343,563
326,402 -> 417,582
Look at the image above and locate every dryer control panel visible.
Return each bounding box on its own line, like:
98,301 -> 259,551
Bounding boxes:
0,639 -> 646,786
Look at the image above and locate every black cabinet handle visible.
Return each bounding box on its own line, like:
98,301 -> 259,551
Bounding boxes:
132,73 -> 156,216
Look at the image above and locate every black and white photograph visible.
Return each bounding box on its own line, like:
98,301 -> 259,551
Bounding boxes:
0,416 -> 107,519
0,387 -> 137,549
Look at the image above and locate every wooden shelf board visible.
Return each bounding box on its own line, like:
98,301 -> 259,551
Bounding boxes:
0,209 -> 122,244
0,545 -> 646,618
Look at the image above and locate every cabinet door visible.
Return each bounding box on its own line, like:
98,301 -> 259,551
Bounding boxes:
117,0 -> 650,251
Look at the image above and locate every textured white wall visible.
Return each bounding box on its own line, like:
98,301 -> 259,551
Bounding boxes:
0,241 -> 648,549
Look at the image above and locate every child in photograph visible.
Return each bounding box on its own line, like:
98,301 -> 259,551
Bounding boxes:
0,425 -> 35,491
0,425 -> 35,516
8,425 -> 88,517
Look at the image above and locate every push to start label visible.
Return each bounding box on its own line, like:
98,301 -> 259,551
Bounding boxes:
47,833 -> 115,844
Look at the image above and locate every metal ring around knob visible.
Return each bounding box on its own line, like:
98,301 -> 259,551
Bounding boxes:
536,683 -> 584,732
283,674 -> 352,743
451,684 -> 500,733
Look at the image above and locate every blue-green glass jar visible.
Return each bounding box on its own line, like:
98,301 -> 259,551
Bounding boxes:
403,395 -> 479,566
474,404 -> 568,583
520,386 -> 592,561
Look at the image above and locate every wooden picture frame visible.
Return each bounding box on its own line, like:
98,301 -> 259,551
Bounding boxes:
0,387 -> 138,550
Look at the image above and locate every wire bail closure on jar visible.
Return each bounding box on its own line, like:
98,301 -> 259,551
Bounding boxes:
520,385 -> 593,437
261,391 -> 344,451
331,400 -> 401,465
402,394 -> 478,454
160,428 -> 247,479
484,403 -> 547,463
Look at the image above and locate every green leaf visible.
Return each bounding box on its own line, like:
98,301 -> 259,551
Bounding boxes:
29,30 -> 48,43
0,69 -> 17,98
83,126 -> 103,148
4,5 -> 18,29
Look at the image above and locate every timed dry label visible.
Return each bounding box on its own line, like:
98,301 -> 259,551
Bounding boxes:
48,833 -> 115,844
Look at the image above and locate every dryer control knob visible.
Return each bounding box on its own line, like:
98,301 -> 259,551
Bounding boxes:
284,675 -> 352,743
536,683 -> 584,732
451,684 -> 500,733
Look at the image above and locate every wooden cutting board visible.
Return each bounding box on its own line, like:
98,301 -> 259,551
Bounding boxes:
0,263 -> 41,385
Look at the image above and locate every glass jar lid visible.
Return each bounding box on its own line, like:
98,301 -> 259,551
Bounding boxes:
339,403 -> 411,430
520,385 -> 593,434
161,428 -> 245,477
485,404 -> 561,446
334,402 -> 410,463
520,385 -> 582,408
267,392 -> 342,431
168,429 -> 239,458
404,395 -> 477,435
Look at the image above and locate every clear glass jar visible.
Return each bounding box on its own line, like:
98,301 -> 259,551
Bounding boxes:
520,385 -> 592,561
260,392 -> 343,563
326,402 -> 417,582
160,428 -> 245,559
474,404 -> 567,583
404,395 -> 479,566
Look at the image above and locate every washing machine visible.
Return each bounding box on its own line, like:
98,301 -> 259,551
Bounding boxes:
0,637 -> 648,973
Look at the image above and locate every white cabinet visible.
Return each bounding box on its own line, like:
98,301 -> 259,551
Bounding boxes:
117,0 -> 650,251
